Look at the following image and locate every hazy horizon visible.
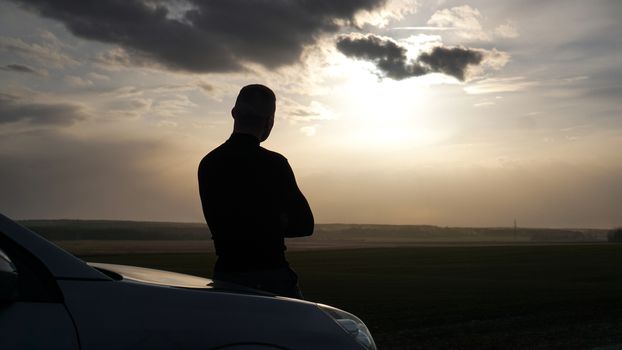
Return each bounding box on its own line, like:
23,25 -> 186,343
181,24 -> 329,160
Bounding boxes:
1,0 -> 621,229
15,217 -> 613,231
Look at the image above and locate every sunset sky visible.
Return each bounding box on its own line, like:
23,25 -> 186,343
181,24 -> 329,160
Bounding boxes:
1,0 -> 621,228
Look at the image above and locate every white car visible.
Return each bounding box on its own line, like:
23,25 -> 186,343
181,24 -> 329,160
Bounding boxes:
0,213 -> 376,350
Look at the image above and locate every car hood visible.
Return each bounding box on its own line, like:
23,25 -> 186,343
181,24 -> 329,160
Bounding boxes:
87,262 -> 275,296
88,262 -> 213,288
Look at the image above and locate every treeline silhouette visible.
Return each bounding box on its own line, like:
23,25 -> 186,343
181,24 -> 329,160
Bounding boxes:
20,220 -> 608,242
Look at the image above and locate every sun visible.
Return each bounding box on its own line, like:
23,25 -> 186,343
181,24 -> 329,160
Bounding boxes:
328,68 -> 449,150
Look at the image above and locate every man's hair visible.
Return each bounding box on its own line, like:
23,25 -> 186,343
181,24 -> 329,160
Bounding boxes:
233,84 -> 276,124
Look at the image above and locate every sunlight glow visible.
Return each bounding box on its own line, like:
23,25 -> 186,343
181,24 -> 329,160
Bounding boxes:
348,126 -> 449,149
323,57 -> 452,150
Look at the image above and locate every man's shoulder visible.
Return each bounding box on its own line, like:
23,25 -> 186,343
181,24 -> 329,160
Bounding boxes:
198,143 -> 287,167
258,146 -> 287,162
259,147 -> 287,165
198,143 -> 229,170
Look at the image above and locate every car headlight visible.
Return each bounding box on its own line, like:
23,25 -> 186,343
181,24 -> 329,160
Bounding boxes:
317,304 -> 377,350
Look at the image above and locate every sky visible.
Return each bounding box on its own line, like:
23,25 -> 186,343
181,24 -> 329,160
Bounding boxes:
0,0 -> 621,228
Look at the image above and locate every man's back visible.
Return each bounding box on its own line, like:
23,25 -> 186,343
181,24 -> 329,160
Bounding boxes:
198,132 -> 313,272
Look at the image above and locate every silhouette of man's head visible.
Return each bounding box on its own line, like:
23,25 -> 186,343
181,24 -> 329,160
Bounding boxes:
232,84 -> 276,142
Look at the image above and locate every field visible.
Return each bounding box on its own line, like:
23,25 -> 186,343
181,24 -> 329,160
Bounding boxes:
20,220 -> 621,349
79,245 -> 622,350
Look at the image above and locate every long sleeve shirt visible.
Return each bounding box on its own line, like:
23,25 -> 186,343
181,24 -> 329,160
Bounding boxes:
198,133 -> 314,271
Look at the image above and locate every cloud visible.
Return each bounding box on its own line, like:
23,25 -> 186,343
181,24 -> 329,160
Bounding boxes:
87,72 -> 110,81
194,80 -> 235,101
464,77 -> 538,94
336,33 -> 493,81
417,46 -> 484,81
354,0 -> 418,28
106,81 -> 209,100
0,35 -> 78,68
64,75 -> 94,87
196,81 -> 213,93
0,63 -> 47,76
427,5 -> 489,41
494,22 -> 519,39
152,94 -> 197,118
15,0 -> 389,73
104,97 -> 153,119
426,6 -> 519,41
280,98 -> 336,122
0,64 -> 35,73
336,34 -> 416,79
0,93 -> 88,126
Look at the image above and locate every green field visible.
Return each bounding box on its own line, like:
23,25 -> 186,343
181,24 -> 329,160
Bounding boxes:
80,245 -> 622,349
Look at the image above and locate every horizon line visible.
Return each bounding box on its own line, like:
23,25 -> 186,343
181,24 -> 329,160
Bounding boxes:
15,218 -> 615,231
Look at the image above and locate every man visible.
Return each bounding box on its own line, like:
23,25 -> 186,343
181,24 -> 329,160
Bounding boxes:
198,84 -> 314,298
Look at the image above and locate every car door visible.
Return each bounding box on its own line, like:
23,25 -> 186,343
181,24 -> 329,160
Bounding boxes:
0,232 -> 79,349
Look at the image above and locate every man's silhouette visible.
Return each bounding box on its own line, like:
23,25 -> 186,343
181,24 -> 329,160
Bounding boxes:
198,84 -> 314,298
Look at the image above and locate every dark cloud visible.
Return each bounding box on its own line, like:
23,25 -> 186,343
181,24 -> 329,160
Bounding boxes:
196,81 -> 214,92
0,93 -> 87,126
417,47 -> 484,81
0,64 -> 44,75
15,0 -> 386,73
336,33 -> 485,81
336,33 -> 425,79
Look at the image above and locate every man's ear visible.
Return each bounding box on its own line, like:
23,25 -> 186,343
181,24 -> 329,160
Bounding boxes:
231,107 -> 237,119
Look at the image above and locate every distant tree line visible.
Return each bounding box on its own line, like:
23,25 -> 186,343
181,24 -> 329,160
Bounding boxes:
18,220 -> 614,243
608,228 -> 622,242
20,220 -> 210,241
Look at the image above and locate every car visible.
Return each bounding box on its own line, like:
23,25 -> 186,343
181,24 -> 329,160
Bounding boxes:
0,213 -> 376,350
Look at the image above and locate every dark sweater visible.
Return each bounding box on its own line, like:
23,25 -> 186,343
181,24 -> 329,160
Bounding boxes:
198,133 -> 314,271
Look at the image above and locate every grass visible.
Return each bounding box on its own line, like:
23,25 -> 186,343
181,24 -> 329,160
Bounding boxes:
80,244 -> 622,349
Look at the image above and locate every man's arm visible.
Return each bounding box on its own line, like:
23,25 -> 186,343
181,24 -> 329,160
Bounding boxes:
280,159 -> 314,237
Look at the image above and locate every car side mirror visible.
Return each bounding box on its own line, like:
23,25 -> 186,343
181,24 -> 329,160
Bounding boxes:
0,248 -> 18,302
